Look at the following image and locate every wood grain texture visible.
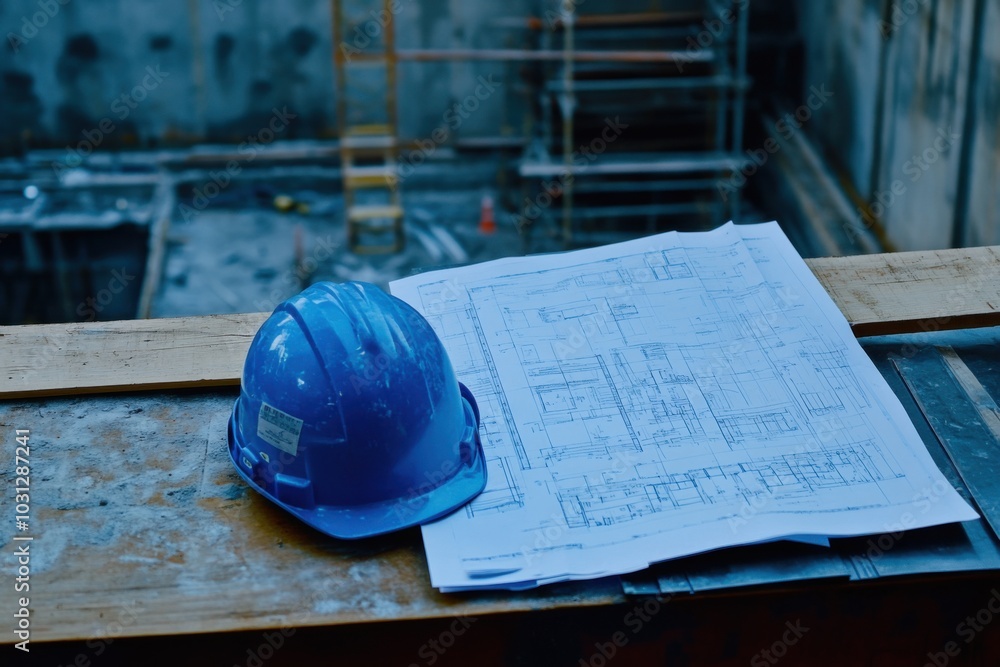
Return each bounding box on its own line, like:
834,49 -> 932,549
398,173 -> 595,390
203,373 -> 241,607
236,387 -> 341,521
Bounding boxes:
2,247 -> 1000,399
0,394 -> 623,643
0,313 -> 267,399
807,245 -> 1000,337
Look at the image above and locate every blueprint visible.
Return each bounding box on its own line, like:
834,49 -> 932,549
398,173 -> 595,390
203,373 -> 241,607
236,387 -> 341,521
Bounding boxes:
390,222 -> 978,591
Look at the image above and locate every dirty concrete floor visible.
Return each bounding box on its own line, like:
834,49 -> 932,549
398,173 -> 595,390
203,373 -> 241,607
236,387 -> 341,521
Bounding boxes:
152,186 -> 543,318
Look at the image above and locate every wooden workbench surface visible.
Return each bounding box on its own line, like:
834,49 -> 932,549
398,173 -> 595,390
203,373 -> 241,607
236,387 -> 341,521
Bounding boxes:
3,243 -> 1000,643
0,391 -> 623,643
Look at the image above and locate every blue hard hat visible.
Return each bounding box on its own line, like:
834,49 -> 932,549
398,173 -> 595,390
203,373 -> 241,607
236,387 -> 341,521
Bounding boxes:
227,281 -> 487,539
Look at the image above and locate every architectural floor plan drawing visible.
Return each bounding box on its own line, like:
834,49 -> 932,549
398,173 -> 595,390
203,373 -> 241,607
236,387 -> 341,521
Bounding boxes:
390,222 -> 978,591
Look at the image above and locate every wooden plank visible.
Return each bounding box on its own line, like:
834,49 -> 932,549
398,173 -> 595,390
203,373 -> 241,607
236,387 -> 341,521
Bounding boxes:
807,245 -> 1000,337
0,313 -> 267,400
2,246 -> 1000,399
0,394 -> 624,643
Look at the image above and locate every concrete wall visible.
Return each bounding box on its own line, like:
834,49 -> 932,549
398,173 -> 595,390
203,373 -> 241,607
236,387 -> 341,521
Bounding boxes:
960,0 -> 1000,247
800,0 -> 999,250
0,0 -> 523,152
799,0 -> 883,200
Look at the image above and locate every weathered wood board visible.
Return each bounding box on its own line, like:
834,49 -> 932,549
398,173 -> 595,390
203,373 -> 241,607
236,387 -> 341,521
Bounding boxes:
807,245 -> 1000,336
3,247 -> 1000,399
0,314 -> 268,399
0,393 -> 623,643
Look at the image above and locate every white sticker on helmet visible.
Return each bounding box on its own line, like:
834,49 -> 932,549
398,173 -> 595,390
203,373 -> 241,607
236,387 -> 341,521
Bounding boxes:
257,402 -> 304,456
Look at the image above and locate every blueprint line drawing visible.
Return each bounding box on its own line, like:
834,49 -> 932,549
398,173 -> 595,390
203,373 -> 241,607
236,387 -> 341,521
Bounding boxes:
550,442 -> 897,530
391,222 -> 978,591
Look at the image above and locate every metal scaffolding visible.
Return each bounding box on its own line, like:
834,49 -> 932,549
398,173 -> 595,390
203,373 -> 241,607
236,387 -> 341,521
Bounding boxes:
518,0 -> 751,246
331,0 -> 751,252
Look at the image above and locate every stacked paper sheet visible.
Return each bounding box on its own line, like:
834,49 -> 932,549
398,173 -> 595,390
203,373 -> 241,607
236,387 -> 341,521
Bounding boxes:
390,222 -> 977,591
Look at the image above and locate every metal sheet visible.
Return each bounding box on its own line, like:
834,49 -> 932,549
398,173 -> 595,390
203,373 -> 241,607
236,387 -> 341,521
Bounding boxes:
893,346 -> 1000,540
650,542 -> 851,595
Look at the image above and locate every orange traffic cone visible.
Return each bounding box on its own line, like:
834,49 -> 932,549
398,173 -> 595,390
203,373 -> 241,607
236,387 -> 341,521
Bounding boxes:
479,194 -> 496,235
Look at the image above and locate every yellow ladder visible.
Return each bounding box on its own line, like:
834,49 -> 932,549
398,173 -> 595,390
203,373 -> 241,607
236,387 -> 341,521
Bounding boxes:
333,1 -> 404,254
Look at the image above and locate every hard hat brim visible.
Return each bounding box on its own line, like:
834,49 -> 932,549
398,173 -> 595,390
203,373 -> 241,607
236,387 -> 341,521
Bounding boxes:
227,398 -> 488,540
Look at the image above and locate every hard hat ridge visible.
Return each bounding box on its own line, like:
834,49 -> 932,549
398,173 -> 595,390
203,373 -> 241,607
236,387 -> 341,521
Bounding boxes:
228,280 -> 487,539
